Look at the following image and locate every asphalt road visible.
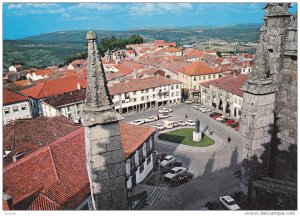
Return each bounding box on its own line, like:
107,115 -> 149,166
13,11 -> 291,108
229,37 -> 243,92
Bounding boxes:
122,103 -> 243,210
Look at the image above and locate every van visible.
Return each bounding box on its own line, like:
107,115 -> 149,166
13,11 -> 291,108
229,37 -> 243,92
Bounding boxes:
162,120 -> 174,129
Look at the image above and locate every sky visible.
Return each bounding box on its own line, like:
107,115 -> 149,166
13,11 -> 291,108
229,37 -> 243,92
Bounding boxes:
3,2 -> 297,40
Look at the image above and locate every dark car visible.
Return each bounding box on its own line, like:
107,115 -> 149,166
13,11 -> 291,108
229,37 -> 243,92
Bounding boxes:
231,122 -> 239,128
163,161 -> 183,173
170,171 -> 194,186
209,112 -> 221,118
154,152 -> 167,162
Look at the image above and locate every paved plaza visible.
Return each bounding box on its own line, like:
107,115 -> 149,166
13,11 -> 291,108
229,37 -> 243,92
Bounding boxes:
123,103 -> 243,210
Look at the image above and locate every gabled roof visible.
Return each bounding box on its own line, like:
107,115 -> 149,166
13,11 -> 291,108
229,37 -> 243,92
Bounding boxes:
20,76 -> 87,99
201,74 -> 249,97
43,89 -> 86,107
3,89 -> 29,105
3,121 -> 155,210
166,47 -> 180,53
109,76 -> 180,95
180,61 -> 218,76
30,69 -> 54,76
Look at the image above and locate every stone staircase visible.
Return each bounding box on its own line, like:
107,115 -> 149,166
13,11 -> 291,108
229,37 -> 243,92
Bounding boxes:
146,187 -> 168,206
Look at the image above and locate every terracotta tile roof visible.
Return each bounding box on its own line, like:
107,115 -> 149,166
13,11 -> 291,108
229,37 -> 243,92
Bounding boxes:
160,61 -> 189,75
43,89 -> 86,107
184,49 -> 206,58
14,80 -> 32,87
3,89 -> 29,105
120,122 -> 156,158
3,116 -> 81,167
20,76 -> 87,99
109,76 -> 180,95
201,74 -> 249,97
154,40 -> 165,46
106,71 -> 127,81
30,69 -> 54,76
181,61 -> 218,76
166,47 -> 180,53
3,121 -> 155,210
3,147 -> 59,207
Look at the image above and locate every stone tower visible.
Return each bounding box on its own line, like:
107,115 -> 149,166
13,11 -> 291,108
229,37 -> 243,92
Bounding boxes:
240,3 -> 297,209
81,31 -> 128,210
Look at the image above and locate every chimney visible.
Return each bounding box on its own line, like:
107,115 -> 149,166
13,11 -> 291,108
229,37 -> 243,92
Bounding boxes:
133,69 -> 137,79
77,82 -> 81,90
3,193 -> 13,210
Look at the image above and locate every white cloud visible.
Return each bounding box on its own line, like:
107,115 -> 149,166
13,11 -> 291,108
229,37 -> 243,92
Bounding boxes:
7,4 -> 23,9
70,3 -> 118,11
128,3 -> 193,16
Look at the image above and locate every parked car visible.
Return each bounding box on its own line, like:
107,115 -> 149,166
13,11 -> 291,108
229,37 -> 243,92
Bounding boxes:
216,115 -> 227,121
170,171 -> 194,186
185,99 -> 195,104
159,108 -> 173,113
155,123 -> 165,131
235,124 -> 240,131
225,119 -> 235,126
170,121 -> 179,127
145,115 -> 159,123
164,167 -> 187,180
231,122 -> 239,128
186,120 -> 195,126
220,117 -> 230,123
219,196 -> 240,210
160,155 -> 176,167
210,112 -> 221,119
177,120 -> 187,126
193,105 -> 200,110
159,113 -> 172,119
201,107 -> 211,112
130,119 -> 145,125
162,120 -> 174,129
154,152 -> 167,162
163,161 -> 183,173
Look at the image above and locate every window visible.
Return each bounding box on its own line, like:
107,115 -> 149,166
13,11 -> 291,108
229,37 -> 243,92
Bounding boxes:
139,164 -> 144,174
176,84 -> 179,89
176,91 -> 179,96
152,88 -> 155,91
171,93 -> 174,97
115,101 -> 119,106
146,96 -> 149,100
141,96 -> 144,101
4,108 -> 10,114
141,90 -> 144,94
146,89 -> 149,93
122,100 -> 125,104
133,91 -> 136,95
147,157 -> 151,165
194,77 -> 196,81
208,75 -> 211,79
171,86 -> 174,90
193,86 -> 196,90
134,98 -> 137,102
153,94 -> 156,98
13,106 -> 18,112
203,76 -> 206,80
213,75 -> 215,79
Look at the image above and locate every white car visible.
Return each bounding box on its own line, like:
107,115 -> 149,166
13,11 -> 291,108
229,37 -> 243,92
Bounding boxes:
155,124 -> 165,131
177,120 -> 187,126
160,155 -> 176,167
193,105 -> 199,110
219,196 -> 240,210
145,115 -> 159,123
158,108 -> 173,113
159,113 -> 172,119
216,115 -> 227,121
162,120 -> 174,129
164,167 -> 187,180
185,120 -> 195,126
170,121 -> 179,127
185,99 -> 195,104
202,107 -> 211,112
130,119 -> 145,125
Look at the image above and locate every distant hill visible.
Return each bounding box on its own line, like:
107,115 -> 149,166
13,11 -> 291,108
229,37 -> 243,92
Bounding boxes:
3,24 -> 260,68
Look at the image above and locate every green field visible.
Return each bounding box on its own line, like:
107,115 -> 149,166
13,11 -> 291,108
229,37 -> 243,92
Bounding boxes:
158,128 -> 215,147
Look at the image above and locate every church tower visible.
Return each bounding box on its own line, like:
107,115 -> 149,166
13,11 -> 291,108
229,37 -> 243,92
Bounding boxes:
81,31 -> 128,210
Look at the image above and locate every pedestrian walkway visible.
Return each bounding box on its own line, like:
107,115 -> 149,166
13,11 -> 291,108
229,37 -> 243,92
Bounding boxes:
154,126 -> 225,153
146,186 -> 168,206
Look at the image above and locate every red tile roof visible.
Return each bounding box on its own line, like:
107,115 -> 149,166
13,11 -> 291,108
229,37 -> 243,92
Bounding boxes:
120,122 -> 156,158
181,61 -> 218,76
30,69 -> 54,76
14,80 -> 32,87
3,116 -> 81,167
3,89 -> 29,105
109,76 -> 180,95
3,121 -> 155,210
20,76 -> 87,99
159,61 -> 189,75
184,49 -> 206,58
166,47 -> 180,53
201,74 -> 249,97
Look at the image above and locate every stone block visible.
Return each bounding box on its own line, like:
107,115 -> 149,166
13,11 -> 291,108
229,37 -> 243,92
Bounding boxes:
108,162 -> 126,178
94,192 -> 113,210
111,188 -> 128,209
90,139 -> 107,155
92,175 -> 126,194
91,166 -> 110,181
106,135 -> 122,151
89,123 -> 121,140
